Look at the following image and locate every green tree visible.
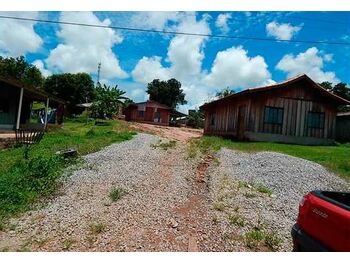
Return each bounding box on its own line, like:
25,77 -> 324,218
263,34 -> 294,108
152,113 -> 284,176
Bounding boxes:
0,56 -> 44,87
44,73 -> 95,114
216,87 -> 235,98
187,110 -> 204,128
91,83 -> 128,119
319,81 -> 350,112
146,78 -> 187,109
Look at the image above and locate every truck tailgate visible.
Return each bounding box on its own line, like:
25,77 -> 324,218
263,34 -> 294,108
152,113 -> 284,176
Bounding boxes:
297,193 -> 350,251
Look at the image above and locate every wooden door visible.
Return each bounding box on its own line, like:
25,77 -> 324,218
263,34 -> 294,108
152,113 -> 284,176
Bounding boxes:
237,105 -> 246,140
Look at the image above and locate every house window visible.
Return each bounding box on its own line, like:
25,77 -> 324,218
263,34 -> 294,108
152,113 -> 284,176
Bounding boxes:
264,106 -> 284,125
138,110 -> 144,117
0,99 -> 9,113
210,113 -> 216,126
307,111 -> 325,129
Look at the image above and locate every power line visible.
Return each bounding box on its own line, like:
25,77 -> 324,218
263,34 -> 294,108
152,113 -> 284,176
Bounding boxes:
0,14 -> 349,46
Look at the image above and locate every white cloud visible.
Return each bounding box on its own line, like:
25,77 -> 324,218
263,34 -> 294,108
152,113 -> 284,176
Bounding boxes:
266,21 -> 302,40
276,47 -> 339,83
204,46 -> 272,88
0,12 -> 43,56
46,12 -> 127,79
131,56 -> 170,83
130,12 -> 180,30
132,14 -> 210,83
215,13 -> 232,33
32,59 -> 51,77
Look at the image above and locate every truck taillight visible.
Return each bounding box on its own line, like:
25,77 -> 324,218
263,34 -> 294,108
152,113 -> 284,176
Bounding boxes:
299,196 -> 306,207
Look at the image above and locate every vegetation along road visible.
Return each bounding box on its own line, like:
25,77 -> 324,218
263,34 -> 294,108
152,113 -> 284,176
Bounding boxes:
0,120 -> 349,251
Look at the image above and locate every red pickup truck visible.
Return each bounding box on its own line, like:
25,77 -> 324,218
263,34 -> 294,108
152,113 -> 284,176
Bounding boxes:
292,191 -> 350,252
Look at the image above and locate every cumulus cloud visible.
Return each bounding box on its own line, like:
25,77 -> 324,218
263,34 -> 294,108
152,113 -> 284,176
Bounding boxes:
204,46 -> 272,88
276,47 -> 339,83
266,21 -> 302,40
32,59 -> 51,77
46,12 -> 127,79
215,13 -> 232,33
0,12 -> 43,56
132,14 -> 210,84
131,56 -> 170,83
130,12 -> 180,30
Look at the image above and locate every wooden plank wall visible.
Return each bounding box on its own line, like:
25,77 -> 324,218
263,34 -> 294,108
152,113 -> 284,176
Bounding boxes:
204,83 -> 338,139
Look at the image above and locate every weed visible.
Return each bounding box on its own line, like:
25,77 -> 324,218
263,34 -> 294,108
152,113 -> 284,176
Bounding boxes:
245,229 -> 265,249
212,216 -> 219,224
62,239 -> 75,250
255,184 -> 273,195
264,231 -> 283,251
151,140 -> 177,151
238,181 -> 250,188
89,222 -> 106,235
212,201 -> 226,211
109,187 -> 127,202
228,214 -> 245,227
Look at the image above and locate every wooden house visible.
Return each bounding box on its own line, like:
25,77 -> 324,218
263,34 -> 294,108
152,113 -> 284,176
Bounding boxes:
0,77 -> 65,131
200,74 -> 350,145
336,112 -> 350,142
124,100 -> 186,126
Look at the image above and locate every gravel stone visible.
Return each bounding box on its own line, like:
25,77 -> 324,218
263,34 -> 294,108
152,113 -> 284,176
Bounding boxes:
208,148 -> 349,251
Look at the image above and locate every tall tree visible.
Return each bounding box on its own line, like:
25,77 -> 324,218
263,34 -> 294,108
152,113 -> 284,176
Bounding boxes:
44,73 -> 95,113
216,87 -> 235,98
0,56 -> 44,87
319,81 -> 350,112
146,78 -> 187,109
91,83 -> 128,119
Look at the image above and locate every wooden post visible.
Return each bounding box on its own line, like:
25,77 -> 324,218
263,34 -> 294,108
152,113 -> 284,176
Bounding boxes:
44,98 -> 49,129
16,87 -> 24,129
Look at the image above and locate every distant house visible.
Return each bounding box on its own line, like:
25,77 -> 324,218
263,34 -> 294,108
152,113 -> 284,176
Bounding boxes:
200,74 -> 350,145
336,112 -> 350,142
124,100 -> 186,126
0,77 -> 65,131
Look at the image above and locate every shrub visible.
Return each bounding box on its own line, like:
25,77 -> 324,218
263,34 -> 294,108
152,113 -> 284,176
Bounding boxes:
109,187 -> 127,202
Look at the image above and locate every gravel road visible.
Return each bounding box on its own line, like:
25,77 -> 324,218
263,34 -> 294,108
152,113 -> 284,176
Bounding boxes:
0,133 -> 224,252
1,127 -> 348,252
208,149 -> 349,251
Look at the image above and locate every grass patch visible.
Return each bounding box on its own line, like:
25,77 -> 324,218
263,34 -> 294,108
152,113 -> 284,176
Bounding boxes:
255,184 -> 273,195
192,136 -> 350,180
89,222 -> 106,235
245,225 -> 283,251
151,140 -> 177,150
0,118 -> 136,223
62,239 -> 75,250
212,201 -> 226,211
109,187 -> 127,202
227,214 -> 245,227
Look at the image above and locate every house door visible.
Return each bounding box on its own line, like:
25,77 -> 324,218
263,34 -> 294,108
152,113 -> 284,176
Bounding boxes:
237,105 -> 246,140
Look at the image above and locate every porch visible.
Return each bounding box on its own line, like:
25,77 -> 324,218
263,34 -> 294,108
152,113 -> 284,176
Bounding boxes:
0,77 -> 65,132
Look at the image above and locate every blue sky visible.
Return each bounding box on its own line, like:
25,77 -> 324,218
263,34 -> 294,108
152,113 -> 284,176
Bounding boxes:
0,11 -> 349,112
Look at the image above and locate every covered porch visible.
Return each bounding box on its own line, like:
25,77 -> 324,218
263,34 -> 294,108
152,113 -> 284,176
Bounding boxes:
0,77 -> 65,133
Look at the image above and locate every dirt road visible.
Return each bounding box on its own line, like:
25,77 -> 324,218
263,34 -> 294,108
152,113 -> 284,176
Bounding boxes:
0,126 -> 226,251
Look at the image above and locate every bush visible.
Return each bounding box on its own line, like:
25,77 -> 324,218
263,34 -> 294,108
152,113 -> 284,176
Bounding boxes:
0,155 -> 65,221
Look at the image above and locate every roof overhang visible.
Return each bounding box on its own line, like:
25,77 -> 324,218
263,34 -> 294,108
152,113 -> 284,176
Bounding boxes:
0,77 -> 66,105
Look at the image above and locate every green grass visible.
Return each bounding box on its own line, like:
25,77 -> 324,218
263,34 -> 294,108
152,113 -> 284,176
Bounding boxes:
255,184 -> 273,195
109,187 -> 127,202
245,229 -> 282,251
151,140 -> 177,150
89,222 -> 106,235
190,136 -> 350,180
0,118 -> 136,224
227,213 -> 245,227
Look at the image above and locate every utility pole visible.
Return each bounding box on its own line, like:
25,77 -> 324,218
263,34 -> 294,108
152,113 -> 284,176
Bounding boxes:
96,62 -> 101,86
